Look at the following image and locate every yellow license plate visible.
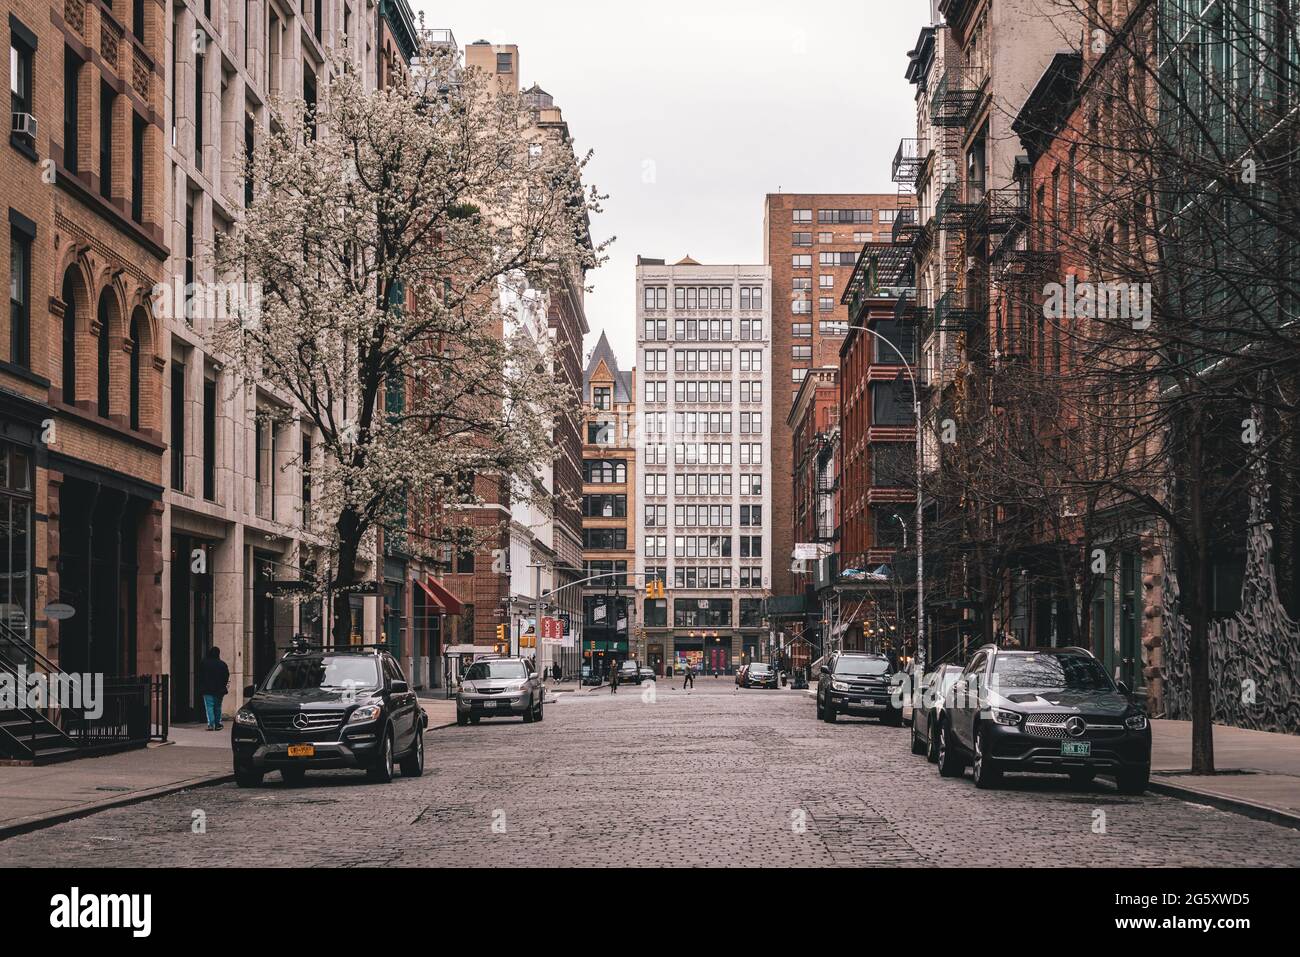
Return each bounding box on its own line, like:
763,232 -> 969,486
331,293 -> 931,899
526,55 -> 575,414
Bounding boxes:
286,744 -> 315,758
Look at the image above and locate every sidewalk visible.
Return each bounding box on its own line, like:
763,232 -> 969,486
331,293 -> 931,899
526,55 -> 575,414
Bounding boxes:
0,726 -> 232,840
0,702 -> 475,842
1149,719 -> 1300,829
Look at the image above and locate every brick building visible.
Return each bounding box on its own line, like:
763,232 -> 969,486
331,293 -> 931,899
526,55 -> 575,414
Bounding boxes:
3,0 -> 169,683
763,193 -> 904,604
580,332 -> 635,676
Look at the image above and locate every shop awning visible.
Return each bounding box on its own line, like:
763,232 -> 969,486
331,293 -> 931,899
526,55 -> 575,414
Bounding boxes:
416,576 -> 464,615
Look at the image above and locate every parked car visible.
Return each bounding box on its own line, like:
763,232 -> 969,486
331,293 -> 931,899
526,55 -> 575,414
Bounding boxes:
910,664 -> 965,762
639,666 -> 656,682
232,643 -> 426,787
457,656 -> 546,725
618,660 -> 643,685
734,664 -> 749,687
816,652 -> 903,725
935,645 -> 1151,793
900,662 -> 925,724
742,662 -> 777,688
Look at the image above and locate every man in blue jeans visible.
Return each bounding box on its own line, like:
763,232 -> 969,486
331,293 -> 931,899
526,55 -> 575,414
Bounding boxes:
197,646 -> 230,730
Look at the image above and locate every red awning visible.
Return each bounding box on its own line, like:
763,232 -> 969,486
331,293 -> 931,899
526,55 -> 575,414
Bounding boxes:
415,577 -> 444,611
424,576 -> 464,615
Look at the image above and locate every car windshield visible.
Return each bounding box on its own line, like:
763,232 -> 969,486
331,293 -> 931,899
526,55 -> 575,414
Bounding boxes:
749,664 -> 771,674
993,654 -> 1114,692
620,662 -> 637,670
464,660 -> 528,681
263,656 -> 380,691
835,657 -> 890,677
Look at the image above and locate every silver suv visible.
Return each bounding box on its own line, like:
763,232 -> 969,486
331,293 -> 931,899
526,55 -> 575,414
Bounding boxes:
456,657 -> 545,725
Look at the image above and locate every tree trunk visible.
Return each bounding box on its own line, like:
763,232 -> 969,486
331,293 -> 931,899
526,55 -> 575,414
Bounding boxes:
1186,425 -> 1216,774
331,505 -> 364,647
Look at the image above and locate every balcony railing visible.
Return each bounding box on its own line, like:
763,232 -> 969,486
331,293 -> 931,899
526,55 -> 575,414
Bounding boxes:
930,67 -> 983,128
933,182 -> 979,231
892,138 -> 926,184
891,206 -> 920,245
933,287 -> 984,332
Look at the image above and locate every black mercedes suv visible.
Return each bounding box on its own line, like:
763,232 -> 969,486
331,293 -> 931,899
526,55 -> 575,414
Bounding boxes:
936,645 -> 1151,793
232,643 -> 428,787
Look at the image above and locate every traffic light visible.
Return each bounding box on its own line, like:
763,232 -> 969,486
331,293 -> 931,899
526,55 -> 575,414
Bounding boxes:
645,579 -> 666,600
496,624 -> 506,643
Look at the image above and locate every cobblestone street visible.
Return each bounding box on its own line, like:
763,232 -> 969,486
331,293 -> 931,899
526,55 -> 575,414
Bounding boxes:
3,681 -> 1299,867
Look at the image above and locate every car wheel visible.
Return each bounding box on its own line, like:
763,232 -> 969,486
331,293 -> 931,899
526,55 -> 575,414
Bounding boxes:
367,730 -> 395,783
971,724 -> 1002,789
523,696 -> 535,723
1115,766 -> 1150,795
911,722 -> 927,755
469,715 -> 480,724
823,699 -> 837,723
926,717 -> 940,764
535,699 -> 544,722
280,767 -> 307,787
234,767 -> 263,788
399,729 -> 424,777
815,695 -> 824,720
1068,769 -> 1096,788
937,721 -> 963,778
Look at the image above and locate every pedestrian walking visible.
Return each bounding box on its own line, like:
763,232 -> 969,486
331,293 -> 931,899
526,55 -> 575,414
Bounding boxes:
197,646 -> 229,731
552,661 -> 563,684
682,665 -> 694,691
610,663 -> 619,694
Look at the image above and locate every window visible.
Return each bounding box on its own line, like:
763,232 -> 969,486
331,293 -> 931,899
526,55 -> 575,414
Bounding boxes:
792,345 -> 811,361
819,297 -> 835,312
64,48 -> 80,171
792,232 -> 812,247
820,274 -> 835,289
818,232 -> 833,244
8,221 -> 32,368
792,299 -> 811,315
793,209 -> 811,223
96,289 -> 113,416
100,82 -> 115,197
818,209 -> 870,224
870,381 -> 914,426
792,323 -> 811,338
878,209 -> 896,223
792,254 -> 811,269
10,23 -> 35,153
0,440 -> 34,641
592,385 -> 611,410
131,113 -> 145,223
456,549 -> 475,573
496,51 -> 513,73
170,361 -> 185,490
584,459 -> 627,484
643,286 -> 666,310
128,311 -> 142,430
202,376 -> 217,500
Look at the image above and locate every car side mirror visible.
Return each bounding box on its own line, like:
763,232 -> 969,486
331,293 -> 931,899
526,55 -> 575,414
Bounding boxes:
820,665 -> 830,676
243,684 -> 256,697
1117,681 -> 1131,696
391,680 -> 409,694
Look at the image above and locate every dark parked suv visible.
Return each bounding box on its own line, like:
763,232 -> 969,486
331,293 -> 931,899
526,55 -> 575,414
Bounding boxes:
232,643 -> 427,787
935,645 -> 1151,793
816,652 -> 902,725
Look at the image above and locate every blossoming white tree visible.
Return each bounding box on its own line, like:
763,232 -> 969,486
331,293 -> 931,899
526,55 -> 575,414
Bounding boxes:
215,42 -> 606,644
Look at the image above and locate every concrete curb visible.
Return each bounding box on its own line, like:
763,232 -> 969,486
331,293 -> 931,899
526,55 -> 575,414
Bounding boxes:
1148,776 -> 1300,831
0,770 -> 235,842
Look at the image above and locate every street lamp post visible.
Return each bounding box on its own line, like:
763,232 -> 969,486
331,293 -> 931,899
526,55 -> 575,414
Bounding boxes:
843,324 -> 925,673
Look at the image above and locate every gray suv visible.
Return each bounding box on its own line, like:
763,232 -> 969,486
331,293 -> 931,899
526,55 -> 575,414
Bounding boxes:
456,657 -> 545,725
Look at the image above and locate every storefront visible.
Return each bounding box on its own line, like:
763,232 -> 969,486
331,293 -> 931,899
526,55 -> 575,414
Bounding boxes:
168,532 -> 214,721
0,439 -> 35,645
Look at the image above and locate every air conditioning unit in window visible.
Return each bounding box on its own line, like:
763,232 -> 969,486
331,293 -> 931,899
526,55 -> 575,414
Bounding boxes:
12,112 -> 37,139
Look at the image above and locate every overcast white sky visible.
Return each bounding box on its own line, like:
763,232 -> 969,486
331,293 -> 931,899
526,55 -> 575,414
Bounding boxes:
414,0 -> 925,369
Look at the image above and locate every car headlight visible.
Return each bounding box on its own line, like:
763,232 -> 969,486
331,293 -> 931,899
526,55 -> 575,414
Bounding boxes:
991,708 -> 1023,726
348,704 -> 383,724
831,680 -> 850,692
459,683 -> 475,694
1125,713 -> 1148,731
235,708 -> 258,727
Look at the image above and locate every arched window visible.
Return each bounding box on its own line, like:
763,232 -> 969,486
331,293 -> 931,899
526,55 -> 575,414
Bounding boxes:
97,288 -> 113,417
61,270 -> 78,404
129,310 -> 143,430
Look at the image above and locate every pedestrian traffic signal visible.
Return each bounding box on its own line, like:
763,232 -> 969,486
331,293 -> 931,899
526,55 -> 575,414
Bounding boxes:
645,579 -> 666,600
